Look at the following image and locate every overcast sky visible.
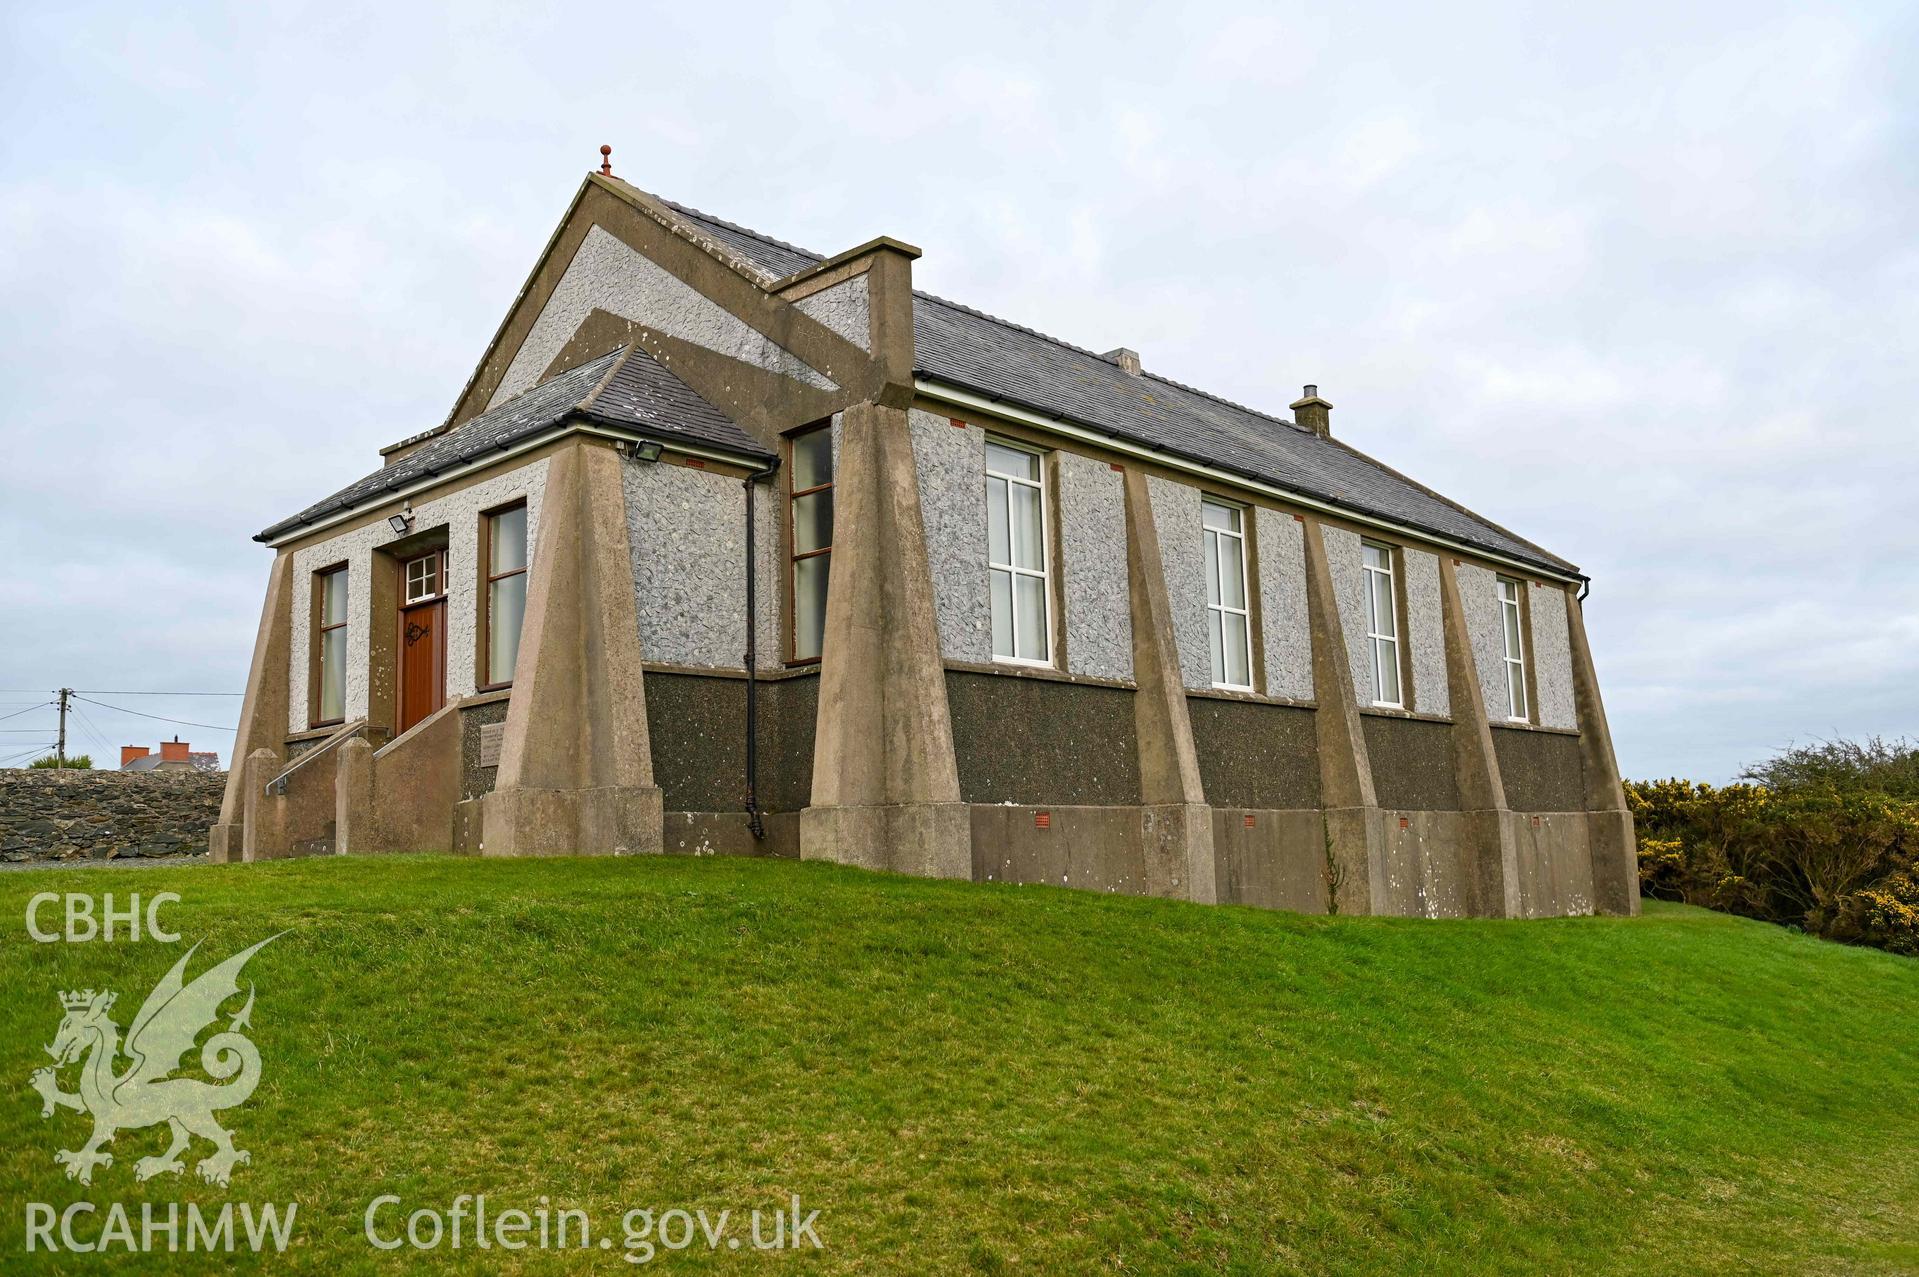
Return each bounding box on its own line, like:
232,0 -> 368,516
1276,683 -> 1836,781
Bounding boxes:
2,1 -> 1913,781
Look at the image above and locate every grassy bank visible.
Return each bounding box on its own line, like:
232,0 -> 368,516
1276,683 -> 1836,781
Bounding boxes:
1,855 -> 1915,1273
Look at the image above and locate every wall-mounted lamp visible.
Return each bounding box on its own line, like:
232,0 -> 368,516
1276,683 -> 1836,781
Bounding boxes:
628,439 -> 663,463
387,501 -> 413,536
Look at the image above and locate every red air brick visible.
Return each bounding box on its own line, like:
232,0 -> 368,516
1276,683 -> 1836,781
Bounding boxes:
1034,811 -> 1051,830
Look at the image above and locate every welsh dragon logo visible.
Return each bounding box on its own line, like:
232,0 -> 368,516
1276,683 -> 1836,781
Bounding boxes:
28,935 -> 280,1187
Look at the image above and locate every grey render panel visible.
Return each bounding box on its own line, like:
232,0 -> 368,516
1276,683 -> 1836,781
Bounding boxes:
624,458 -> 748,670
1403,548 -> 1450,717
1253,507 -> 1312,700
1529,582 -> 1578,729
1147,475 -> 1210,691
947,673 -> 1142,806
1055,450 -> 1133,681
908,409 -> 991,663
1323,526 -> 1380,706
658,196 -> 1575,577
1457,563 -> 1513,722
792,273 -> 871,350
492,225 -> 835,406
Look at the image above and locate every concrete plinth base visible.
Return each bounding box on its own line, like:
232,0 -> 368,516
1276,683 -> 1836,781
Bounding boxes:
1211,808 -> 1327,912
661,811 -> 801,860
1139,803 -> 1218,903
1458,807 -> 1522,919
800,801 -> 971,879
481,784 -> 664,857
1323,806 -> 1386,915
1587,807 -> 1640,916
453,799 -> 486,855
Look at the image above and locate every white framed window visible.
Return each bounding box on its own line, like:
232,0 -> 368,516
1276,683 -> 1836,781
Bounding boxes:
985,438 -> 1051,665
1498,576 -> 1530,721
312,565 -> 348,726
483,504 -> 529,688
404,551 -> 443,605
788,425 -> 834,663
1361,541 -> 1402,707
1202,499 -> 1253,689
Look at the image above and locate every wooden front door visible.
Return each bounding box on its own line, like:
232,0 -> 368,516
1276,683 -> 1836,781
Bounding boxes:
398,551 -> 446,734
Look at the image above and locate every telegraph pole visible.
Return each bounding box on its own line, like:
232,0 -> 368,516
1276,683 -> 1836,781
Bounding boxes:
56,688 -> 70,766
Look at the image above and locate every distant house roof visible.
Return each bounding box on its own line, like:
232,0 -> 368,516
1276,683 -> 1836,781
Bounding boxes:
660,199 -> 1575,576
123,752 -> 219,773
257,345 -> 767,542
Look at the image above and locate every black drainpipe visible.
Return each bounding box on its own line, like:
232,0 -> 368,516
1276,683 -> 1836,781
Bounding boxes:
743,459 -> 779,840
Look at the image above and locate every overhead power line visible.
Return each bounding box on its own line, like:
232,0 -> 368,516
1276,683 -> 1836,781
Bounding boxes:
71,695 -> 236,734
0,703 -> 53,724
70,702 -> 112,756
74,689 -> 244,697
0,689 -> 240,697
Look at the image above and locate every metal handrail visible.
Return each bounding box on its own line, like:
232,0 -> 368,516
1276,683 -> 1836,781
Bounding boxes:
264,719 -> 368,796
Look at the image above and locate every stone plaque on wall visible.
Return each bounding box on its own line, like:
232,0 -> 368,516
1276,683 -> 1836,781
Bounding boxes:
478,722 -> 505,769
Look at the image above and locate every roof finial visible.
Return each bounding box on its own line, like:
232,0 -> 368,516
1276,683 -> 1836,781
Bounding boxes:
599,144 -> 613,177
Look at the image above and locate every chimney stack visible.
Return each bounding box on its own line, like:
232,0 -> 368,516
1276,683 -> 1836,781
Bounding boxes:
160,738 -> 190,763
121,746 -> 149,768
1102,347 -> 1142,376
1290,384 -> 1333,438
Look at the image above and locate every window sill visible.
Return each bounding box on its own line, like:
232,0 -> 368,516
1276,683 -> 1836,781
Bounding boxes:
942,659 -> 1134,692
1488,720 -> 1582,738
1187,685 -> 1317,709
1358,705 -> 1454,726
640,661 -> 820,682
465,686 -> 514,708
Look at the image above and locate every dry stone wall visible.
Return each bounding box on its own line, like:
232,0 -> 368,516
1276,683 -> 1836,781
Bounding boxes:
0,769 -> 224,863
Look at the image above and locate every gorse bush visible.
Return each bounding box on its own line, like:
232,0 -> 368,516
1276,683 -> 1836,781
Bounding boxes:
1629,738 -> 1919,956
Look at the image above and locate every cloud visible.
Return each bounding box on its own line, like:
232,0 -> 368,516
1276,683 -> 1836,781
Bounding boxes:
1,0 -> 1913,781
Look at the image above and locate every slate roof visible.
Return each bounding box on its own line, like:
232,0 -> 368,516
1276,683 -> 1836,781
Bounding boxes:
574,342 -> 769,455
257,346 -> 767,542
123,752 -> 220,773
661,199 -> 1575,575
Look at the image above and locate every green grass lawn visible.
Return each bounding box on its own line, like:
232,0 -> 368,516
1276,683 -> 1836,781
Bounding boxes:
1,855 -> 1915,1274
